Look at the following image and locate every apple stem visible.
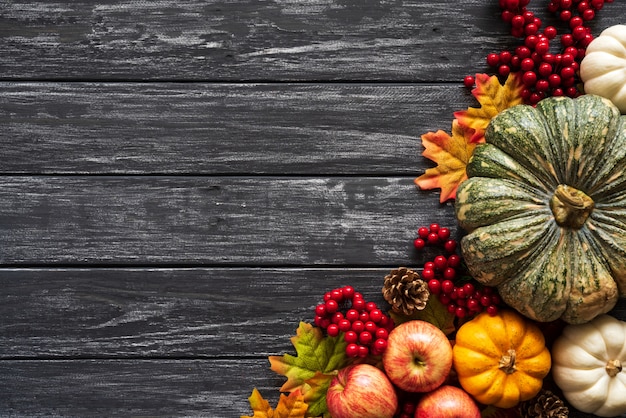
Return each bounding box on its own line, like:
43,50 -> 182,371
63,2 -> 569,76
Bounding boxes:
498,349 -> 517,374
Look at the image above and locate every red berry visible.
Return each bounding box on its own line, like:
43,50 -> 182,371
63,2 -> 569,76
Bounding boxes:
434,255 -> 448,270
422,268 -> 435,281
548,73 -> 562,87
327,323 -> 340,337
524,23 -> 539,36
467,298 -> 480,312
325,299 -> 338,313
346,343 -> 359,357
543,26 -> 557,39
345,309 -> 359,322
447,303 -> 457,314
345,330 -> 358,343
511,14 -> 526,28
358,345 -> 369,358
487,305 -> 499,316
365,301 -> 377,312
429,223 -> 440,233
439,294 -> 451,305
522,71 -> 537,87
342,285 -> 355,300
444,239 -> 457,253
330,288 -> 344,302
331,312 -> 344,324
315,303 -> 327,317
516,45 -> 532,58
428,279 -> 442,295
443,267 -> 457,280
481,295 -> 492,307
359,311 -> 370,322
456,306 -> 468,318
365,321 -> 377,333
427,232 -> 440,245
463,75 -> 475,88
374,338 -> 388,352
338,319 -> 352,332
536,79 -> 550,92
447,254 -> 461,268
561,66 -> 575,79
441,280 -> 455,295
417,226 -> 430,239
520,58 -> 535,72
413,238 -> 426,250
538,62 -> 553,77
359,331 -> 373,345
487,53 -> 501,67
438,227 -> 451,241
463,283 -> 475,296
370,309 -> 383,323
351,320 -> 365,333
376,326 -> 389,337
352,298 -> 365,311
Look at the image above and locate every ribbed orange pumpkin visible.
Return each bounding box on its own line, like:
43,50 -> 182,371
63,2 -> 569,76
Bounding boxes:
452,309 -> 551,408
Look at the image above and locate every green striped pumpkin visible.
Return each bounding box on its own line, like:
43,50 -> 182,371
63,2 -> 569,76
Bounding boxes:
455,94 -> 626,324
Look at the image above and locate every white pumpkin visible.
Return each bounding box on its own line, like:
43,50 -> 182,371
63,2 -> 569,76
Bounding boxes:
551,314 -> 626,417
580,24 -> 626,114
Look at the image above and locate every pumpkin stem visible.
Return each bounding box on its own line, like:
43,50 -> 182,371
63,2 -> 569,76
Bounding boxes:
498,349 -> 517,374
549,184 -> 594,229
606,359 -> 623,377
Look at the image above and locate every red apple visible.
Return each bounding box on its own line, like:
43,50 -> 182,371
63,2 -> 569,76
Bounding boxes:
414,385 -> 481,418
382,320 -> 452,392
326,364 -> 398,418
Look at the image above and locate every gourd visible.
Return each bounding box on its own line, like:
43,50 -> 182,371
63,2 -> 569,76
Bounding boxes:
452,309 -> 551,409
551,314 -> 626,417
455,94 -> 626,324
580,25 -> 626,113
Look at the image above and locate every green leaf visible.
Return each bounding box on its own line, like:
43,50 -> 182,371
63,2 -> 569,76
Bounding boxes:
268,322 -> 352,418
269,322 -> 350,392
390,294 -> 456,335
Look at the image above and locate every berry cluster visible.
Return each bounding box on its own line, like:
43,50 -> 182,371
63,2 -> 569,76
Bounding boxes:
314,286 -> 395,358
413,223 -> 457,253
468,0 -> 613,104
413,224 -> 503,319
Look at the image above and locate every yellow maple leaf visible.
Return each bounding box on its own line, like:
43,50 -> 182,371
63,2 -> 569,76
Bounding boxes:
454,72 -> 524,143
242,388 -> 308,418
415,120 -> 480,203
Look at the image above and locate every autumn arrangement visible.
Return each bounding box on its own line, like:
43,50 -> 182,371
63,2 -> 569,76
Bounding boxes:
242,1 -> 626,417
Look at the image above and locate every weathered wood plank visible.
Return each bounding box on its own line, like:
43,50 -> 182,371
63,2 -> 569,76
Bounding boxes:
0,82 -> 467,175
0,268 -> 395,358
0,176 -> 458,265
0,358 -> 282,418
1,267 -> 625,360
0,0 -> 622,81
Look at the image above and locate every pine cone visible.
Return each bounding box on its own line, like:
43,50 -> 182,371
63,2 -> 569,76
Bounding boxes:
520,389 -> 569,418
382,267 -> 430,316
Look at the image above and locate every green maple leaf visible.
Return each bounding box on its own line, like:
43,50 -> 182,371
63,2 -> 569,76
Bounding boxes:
390,294 -> 456,335
269,322 -> 352,417
269,322 -> 350,392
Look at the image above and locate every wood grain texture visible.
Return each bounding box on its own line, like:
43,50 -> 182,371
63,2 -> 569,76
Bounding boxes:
0,268 -> 398,358
0,176 -> 458,265
0,358 -> 282,417
0,82 -> 467,175
1,0 -> 622,81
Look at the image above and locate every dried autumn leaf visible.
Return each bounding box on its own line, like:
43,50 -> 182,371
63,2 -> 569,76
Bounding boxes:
269,322 -> 350,393
454,72 -> 524,143
242,388 -> 308,418
415,120 -> 479,203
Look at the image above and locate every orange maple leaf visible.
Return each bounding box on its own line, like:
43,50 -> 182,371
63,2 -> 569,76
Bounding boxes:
242,388 -> 308,418
415,120 -> 480,203
454,72 -> 524,143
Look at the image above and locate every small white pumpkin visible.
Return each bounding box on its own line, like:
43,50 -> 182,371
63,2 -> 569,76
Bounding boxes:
580,24 -> 626,113
551,314 -> 626,417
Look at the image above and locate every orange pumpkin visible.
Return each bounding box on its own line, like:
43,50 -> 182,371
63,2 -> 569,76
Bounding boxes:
452,309 -> 551,408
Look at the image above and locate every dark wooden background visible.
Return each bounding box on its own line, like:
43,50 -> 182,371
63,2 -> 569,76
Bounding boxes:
1,1 -> 625,417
